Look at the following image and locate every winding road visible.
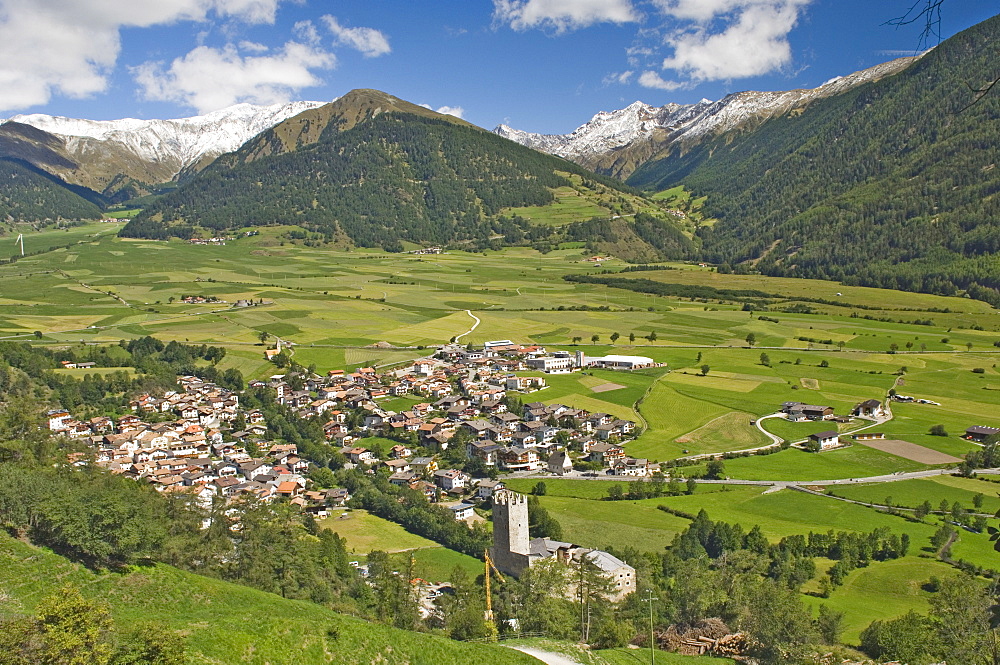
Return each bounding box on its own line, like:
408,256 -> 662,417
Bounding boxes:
453,309 -> 481,343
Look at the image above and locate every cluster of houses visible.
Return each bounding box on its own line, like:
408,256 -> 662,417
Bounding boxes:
46,377 -> 342,513
246,345 -> 646,504
187,236 -> 232,245
780,398 -> 889,425
46,340 -> 647,519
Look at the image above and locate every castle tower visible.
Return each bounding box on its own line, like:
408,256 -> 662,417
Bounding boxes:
490,490 -> 530,576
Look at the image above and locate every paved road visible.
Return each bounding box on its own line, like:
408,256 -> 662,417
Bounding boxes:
505,467 -> 1000,488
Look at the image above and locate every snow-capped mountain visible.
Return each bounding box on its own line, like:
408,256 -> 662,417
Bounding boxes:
495,56 -> 919,178
8,100 -> 326,170
1,100 -> 327,197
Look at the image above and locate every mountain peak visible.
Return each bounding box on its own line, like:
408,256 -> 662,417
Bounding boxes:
494,56 -> 920,179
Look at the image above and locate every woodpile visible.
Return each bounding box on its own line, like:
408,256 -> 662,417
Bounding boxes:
653,618 -> 748,657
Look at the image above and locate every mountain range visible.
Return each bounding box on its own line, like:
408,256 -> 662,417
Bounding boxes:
1,100 -> 324,202
2,13 -> 999,305
494,56 -> 918,179
119,89 -> 670,255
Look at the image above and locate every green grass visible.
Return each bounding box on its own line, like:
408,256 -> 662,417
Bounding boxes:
319,509 -> 442,554
388,547 -> 482,583
700,445 -> 930,482
531,495 -> 692,553
596,648 -> 734,665
827,476 -> 1000,512
800,556 -> 957,644
0,534 -> 539,665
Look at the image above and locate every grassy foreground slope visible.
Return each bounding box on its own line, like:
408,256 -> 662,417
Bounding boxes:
0,534 -> 539,665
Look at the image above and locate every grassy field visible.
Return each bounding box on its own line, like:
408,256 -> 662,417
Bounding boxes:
0,223 -> 993,487
0,534 -> 539,665
318,509 -> 481,583
801,556 -> 958,644
3,220 -> 998,650
319,509 -> 440,554
826,475 -> 1000,512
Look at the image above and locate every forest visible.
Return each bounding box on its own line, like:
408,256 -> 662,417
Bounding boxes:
627,14 -> 1000,307
0,157 -> 103,222
120,113 -> 637,251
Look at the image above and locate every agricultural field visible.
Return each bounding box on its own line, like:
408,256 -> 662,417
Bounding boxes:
318,509 -> 481,582
826,475 -> 1000,513
1,222 -> 995,477
503,478 -> 998,644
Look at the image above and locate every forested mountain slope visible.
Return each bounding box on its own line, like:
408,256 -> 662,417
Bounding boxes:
628,14 -> 1000,306
0,157 -> 103,222
120,90 -> 646,251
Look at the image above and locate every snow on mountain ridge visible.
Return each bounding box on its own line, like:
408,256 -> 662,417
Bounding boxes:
495,56 -> 920,172
7,100 -> 328,169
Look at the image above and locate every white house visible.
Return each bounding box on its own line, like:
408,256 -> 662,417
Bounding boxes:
434,469 -> 469,491
449,503 -> 476,520
810,430 -> 840,450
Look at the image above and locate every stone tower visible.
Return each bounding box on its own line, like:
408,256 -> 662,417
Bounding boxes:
490,490 -> 530,576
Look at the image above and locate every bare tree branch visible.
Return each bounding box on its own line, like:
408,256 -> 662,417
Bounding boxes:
884,0 -> 944,49
959,76 -> 1000,113
886,0 -> 998,111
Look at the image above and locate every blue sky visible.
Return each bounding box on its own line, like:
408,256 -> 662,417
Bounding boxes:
0,1 -> 995,133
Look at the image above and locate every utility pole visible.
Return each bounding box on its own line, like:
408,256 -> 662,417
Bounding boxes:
642,589 -> 658,665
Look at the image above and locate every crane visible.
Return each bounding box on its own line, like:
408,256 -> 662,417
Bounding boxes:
483,549 -> 504,638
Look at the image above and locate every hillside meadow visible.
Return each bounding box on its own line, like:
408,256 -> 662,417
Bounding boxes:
0,534 -> 539,665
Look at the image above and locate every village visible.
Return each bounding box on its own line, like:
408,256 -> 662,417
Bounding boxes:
44,340 -> 655,521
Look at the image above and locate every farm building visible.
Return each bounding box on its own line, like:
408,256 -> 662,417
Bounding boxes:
809,430 -> 841,450
852,399 -> 886,418
782,402 -> 834,421
584,354 -> 655,370
966,425 -> 1000,442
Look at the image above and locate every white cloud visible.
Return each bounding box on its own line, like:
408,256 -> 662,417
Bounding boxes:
419,103 -> 466,119
659,1 -> 809,81
293,19 -> 321,45
238,40 -> 270,53
133,40 -> 335,113
435,105 -> 465,119
603,70 -> 635,85
638,70 -> 686,91
322,15 -> 391,57
493,0 -> 638,33
0,0 -> 285,112
597,0 -> 812,91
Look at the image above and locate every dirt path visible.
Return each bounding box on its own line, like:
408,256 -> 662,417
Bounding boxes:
505,646 -> 581,665
453,309 -> 481,343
